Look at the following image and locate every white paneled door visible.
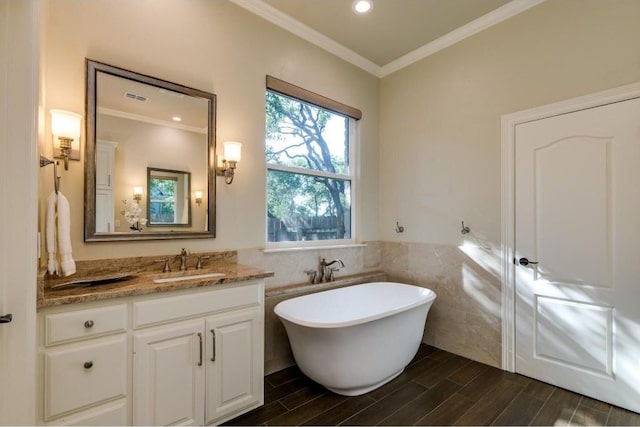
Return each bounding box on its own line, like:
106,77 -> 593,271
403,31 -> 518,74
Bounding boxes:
514,97 -> 640,413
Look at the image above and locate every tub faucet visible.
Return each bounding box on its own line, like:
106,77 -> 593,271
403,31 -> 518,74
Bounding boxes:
319,258 -> 345,282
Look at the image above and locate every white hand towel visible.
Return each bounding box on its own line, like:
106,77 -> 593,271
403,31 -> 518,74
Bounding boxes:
46,192 -> 59,275
56,191 -> 76,277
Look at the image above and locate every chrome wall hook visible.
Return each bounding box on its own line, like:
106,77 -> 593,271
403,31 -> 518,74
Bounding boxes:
461,221 -> 470,234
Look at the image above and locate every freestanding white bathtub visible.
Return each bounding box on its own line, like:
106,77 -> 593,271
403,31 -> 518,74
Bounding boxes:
274,282 -> 436,396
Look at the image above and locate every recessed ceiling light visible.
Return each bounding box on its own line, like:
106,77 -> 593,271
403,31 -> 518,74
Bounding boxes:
172,116 -> 182,122
353,0 -> 373,14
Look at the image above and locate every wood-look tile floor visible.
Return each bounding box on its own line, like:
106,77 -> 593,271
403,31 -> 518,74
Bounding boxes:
225,345 -> 640,426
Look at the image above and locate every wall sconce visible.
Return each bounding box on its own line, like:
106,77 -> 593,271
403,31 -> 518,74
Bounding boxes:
216,141 -> 242,184
133,186 -> 143,202
50,109 -> 82,170
194,191 -> 203,207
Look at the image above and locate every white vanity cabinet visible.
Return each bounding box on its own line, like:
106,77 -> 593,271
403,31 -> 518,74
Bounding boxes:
38,280 -> 265,426
133,308 -> 263,426
38,304 -> 129,426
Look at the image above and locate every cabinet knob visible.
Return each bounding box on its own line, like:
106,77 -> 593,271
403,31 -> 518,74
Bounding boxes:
84,320 -> 94,328
84,361 -> 94,369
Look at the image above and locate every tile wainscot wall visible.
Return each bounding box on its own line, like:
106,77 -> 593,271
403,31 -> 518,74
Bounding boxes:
238,240 -> 502,374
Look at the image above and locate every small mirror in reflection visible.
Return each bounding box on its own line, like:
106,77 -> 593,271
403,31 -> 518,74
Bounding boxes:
147,167 -> 191,226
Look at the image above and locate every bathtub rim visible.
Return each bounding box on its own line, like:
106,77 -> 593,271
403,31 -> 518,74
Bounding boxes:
274,282 -> 436,329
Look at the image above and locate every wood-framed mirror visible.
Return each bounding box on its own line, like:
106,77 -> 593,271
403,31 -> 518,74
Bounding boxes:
84,59 -> 216,241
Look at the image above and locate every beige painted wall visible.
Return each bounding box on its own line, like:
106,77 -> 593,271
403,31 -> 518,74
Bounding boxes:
379,0 -> 640,366
41,0 -> 379,262
380,0 -> 640,246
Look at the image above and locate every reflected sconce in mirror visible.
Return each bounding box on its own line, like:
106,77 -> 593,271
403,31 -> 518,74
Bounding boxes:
50,109 -> 82,170
194,191 -> 203,207
216,141 -> 242,184
133,186 -> 143,202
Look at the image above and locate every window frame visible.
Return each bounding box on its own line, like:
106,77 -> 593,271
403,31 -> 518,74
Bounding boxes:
265,76 -> 361,249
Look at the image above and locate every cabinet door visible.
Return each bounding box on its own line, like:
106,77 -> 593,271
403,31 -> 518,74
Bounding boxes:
95,141 -> 114,190
95,189 -> 114,233
205,308 -> 264,425
133,319 -> 205,426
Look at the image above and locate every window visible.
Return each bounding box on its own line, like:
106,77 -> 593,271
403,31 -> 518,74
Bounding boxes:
149,176 -> 178,224
265,76 -> 361,245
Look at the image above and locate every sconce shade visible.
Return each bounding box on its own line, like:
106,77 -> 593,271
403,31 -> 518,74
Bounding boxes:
133,186 -> 143,202
50,110 -> 82,141
194,191 -> 203,199
223,141 -> 242,162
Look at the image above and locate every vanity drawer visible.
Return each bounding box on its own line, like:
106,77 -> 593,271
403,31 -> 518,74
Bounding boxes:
133,281 -> 262,328
44,335 -> 127,420
45,399 -> 128,426
44,304 -> 127,346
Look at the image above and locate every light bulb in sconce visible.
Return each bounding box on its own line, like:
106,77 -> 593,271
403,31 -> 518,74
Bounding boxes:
194,191 -> 203,207
50,109 -> 82,170
133,186 -> 143,202
216,141 -> 242,184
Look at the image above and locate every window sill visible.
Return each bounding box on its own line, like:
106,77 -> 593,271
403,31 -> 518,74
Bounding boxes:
261,243 -> 368,254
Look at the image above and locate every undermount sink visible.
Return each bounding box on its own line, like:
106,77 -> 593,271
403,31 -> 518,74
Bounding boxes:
153,272 -> 225,284
49,273 -> 136,290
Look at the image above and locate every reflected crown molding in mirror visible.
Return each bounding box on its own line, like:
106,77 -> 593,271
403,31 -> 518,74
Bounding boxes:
84,59 -> 216,241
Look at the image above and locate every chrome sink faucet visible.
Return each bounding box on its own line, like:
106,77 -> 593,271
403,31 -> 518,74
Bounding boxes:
178,248 -> 190,271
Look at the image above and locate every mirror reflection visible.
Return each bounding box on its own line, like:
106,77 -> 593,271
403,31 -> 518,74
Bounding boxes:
85,59 -> 216,241
147,167 -> 191,226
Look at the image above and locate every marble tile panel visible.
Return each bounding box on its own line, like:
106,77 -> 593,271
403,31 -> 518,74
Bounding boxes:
407,242 -> 444,279
379,241 -> 409,277
380,241 -> 502,368
238,245 -> 380,291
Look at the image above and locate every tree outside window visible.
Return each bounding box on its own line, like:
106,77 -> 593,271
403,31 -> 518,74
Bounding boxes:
265,90 -> 354,243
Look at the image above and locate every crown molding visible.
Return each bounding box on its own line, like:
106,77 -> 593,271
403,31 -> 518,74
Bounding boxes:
98,107 -> 207,134
229,0 -> 382,77
380,0 -> 546,77
230,0 -> 545,79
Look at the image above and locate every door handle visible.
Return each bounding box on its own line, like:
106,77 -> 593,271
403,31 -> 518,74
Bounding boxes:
0,313 -> 12,324
197,333 -> 203,367
517,257 -> 539,267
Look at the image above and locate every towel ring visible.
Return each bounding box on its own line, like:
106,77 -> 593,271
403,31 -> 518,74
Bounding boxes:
40,155 -> 60,194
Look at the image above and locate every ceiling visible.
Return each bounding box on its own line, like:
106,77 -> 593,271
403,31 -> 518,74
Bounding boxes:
231,0 -> 543,77
263,0 -> 509,66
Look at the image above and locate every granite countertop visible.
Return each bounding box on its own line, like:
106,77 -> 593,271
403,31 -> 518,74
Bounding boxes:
38,251 -> 274,308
